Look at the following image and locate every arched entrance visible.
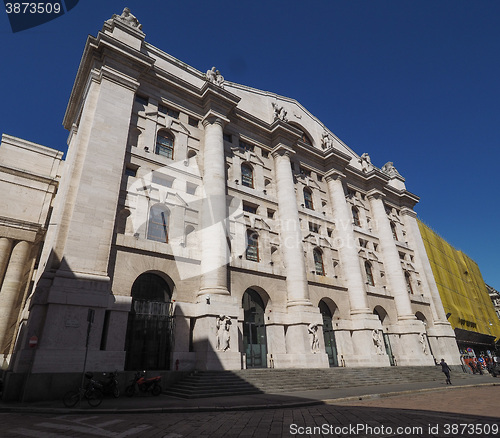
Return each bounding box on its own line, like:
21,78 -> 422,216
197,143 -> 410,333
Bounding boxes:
242,288 -> 267,368
319,300 -> 339,367
125,273 -> 174,370
374,306 -> 395,366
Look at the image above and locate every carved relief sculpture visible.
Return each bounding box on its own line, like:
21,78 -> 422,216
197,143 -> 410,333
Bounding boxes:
308,323 -> 320,353
372,329 -> 385,355
216,315 -> 231,351
419,333 -> 428,354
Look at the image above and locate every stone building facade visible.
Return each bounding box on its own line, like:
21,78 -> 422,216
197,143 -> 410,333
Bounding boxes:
6,10 -> 460,381
0,134 -> 63,369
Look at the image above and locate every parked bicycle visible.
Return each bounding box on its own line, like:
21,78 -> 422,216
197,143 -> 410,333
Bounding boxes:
98,370 -> 120,398
63,372 -> 104,407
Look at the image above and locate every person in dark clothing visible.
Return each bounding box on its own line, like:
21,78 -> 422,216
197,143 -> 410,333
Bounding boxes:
440,358 -> 452,384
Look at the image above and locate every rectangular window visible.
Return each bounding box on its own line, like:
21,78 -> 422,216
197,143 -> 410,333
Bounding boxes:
327,228 -> 333,237
239,140 -> 254,152
186,183 -> 197,195
300,167 -> 311,177
223,133 -> 233,143
243,202 -> 257,214
267,209 -> 275,219
309,222 -> 319,233
152,172 -> 174,187
158,104 -> 180,119
135,95 -> 148,106
188,117 -> 199,127
125,166 -> 137,177
359,239 -> 368,248
262,150 -> 269,158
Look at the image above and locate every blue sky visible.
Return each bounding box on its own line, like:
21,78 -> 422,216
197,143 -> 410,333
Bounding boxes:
1,1 -> 498,288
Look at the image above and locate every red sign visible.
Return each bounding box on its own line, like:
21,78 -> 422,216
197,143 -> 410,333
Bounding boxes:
29,335 -> 38,349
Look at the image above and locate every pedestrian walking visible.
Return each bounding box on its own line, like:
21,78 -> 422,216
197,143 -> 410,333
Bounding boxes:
440,358 -> 452,385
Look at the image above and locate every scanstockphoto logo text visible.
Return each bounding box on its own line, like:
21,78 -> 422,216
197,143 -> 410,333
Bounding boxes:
3,0 -> 79,33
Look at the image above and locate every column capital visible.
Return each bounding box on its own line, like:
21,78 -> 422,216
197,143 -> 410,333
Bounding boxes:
324,169 -> 346,182
400,207 -> 417,219
367,189 -> 386,201
202,110 -> 230,128
271,143 -> 295,159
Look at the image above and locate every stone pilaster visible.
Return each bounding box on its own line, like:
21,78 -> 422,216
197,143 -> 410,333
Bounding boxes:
198,114 -> 230,297
0,240 -> 30,354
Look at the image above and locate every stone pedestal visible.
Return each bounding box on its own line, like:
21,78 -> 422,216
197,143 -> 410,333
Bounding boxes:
387,320 -> 436,366
336,314 -> 391,367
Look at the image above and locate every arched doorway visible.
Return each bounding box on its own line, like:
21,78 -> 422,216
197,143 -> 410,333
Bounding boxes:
319,300 -> 339,367
373,306 -> 395,366
125,273 -> 174,370
242,288 -> 267,368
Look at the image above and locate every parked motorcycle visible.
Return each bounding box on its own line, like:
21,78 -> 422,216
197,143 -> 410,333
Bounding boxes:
98,371 -> 120,398
125,371 -> 162,397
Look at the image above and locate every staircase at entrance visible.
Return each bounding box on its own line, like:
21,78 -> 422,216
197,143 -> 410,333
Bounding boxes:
164,365 -> 469,399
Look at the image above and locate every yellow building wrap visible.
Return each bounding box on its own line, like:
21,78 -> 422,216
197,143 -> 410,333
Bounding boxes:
418,220 -> 500,350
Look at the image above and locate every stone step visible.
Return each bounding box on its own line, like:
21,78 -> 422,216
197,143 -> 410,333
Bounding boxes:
165,366 -> 471,399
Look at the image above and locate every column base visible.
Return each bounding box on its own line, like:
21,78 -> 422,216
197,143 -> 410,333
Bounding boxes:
272,352 -> 329,369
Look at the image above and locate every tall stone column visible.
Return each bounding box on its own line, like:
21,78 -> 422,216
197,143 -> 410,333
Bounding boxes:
0,238 -> 13,286
401,208 -> 461,364
368,191 -> 433,365
0,240 -> 30,353
269,145 -> 329,368
272,145 -> 310,308
198,115 -> 230,297
368,191 -> 414,320
324,172 -> 388,367
325,172 -> 370,315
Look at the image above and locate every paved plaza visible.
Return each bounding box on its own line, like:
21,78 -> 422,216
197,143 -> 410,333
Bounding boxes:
0,378 -> 498,437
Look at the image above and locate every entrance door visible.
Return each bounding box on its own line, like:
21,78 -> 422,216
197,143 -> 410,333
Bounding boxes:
319,300 -> 339,367
125,273 -> 174,370
383,332 -> 395,366
242,289 -> 267,368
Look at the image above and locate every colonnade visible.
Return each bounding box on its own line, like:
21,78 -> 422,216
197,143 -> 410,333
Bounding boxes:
0,238 -> 31,356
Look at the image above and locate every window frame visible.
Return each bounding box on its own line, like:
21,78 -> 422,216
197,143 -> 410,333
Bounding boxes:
313,248 -> 325,276
246,229 -> 259,262
241,163 -> 254,188
155,130 -> 175,159
147,204 -> 169,243
303,188 -> 314,210
365,261 -> 375,286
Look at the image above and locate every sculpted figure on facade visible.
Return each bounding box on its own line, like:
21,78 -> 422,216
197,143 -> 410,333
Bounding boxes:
308,323 -> 320,353
206,67 -> 224,87
216,315 -> 231,351
372,329 -> 384,355
419,333 -> 428,354
272,103 -> 288,122
381,161 -> 401,178
359,153 -> 372,173
110,8 -> 142,30
321,130 -> 334,150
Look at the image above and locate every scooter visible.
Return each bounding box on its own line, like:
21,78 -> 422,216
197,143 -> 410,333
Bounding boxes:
125,371 -> 162,397
98,371 -> 120,398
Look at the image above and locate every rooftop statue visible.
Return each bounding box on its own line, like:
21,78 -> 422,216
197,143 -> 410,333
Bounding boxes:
109,8 -> 142,30
321,130 -> 334,150
206,67 -> 225,87
381,161 -> 401,177
359,153 -> 372,173
272,102 -> 288,122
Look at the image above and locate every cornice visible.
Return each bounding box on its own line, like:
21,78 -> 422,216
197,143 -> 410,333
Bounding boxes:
63,31 -> 155,130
